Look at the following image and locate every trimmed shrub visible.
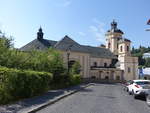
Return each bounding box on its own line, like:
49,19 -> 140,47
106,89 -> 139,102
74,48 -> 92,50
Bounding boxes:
70,74 -> 81,85
70,61 -> 81,75
69,61 -> 81,86
51,74 -> 81,89
52,72 -> 71,89
0,67 -> 52,104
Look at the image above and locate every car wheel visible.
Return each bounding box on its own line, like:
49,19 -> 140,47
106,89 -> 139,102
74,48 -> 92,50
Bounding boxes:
124,88 -> 127,92
129,91 -> 132,95
146,95 -> 150,107
132,90 -> 135,94
126,88 -> 129,92
123,87 -> 126,91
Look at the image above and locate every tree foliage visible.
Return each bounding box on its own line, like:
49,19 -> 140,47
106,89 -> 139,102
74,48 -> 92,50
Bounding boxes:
0,32 -> 13,48
0,37 -> 65,74
132,45 -> 150,67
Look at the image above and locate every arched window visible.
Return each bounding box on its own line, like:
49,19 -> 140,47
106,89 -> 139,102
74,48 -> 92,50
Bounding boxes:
93,62 -> 97,67
128,67 -> 131,73
127,46 -> 129,51
108,42 -> 111,48
120,46 -> 123,52
104,63 -> 107,67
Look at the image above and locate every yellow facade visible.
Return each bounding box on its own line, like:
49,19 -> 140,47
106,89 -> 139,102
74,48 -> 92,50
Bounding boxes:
61,21 -> 138,81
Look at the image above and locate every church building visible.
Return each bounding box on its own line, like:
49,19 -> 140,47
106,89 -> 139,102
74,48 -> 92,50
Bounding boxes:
20,21 -> 138,81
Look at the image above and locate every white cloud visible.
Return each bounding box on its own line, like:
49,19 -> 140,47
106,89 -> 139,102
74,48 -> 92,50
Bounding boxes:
76,18 -> 106,44
78,32 -> 86,36
63,0 -> 72,7
56,0 -> 72,7
89,26 -> 98,32
89,19 -> 106,43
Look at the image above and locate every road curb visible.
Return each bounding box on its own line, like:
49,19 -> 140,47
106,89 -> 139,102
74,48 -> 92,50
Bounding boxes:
26,83 -> 93,113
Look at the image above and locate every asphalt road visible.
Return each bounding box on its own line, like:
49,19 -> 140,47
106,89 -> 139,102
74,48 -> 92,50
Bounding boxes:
37,83 -> 150,113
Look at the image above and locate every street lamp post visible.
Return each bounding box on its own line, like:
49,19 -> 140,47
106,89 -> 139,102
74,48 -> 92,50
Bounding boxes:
66,45 -> 72,74
67,51 -> 70,74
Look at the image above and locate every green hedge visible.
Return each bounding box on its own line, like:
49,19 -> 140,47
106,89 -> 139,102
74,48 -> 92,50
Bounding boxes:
0,67 -> 52,104
51,74 -> 81,89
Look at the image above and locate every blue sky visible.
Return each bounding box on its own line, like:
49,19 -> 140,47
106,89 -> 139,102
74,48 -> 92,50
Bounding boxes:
0,0 -> 150,48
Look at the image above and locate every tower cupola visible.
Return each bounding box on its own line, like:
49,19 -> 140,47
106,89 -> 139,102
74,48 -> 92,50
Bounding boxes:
37,27 -> 44,40
105,20 -> 124,55
107,20 -> 124,34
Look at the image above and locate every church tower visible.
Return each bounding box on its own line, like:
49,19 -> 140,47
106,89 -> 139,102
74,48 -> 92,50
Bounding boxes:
118,38 -> 131,56
105,20 -> 138,81
105,20 -> 124,56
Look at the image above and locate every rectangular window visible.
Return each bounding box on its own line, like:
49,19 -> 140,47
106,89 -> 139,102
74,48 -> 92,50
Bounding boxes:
128,67 -> 131,73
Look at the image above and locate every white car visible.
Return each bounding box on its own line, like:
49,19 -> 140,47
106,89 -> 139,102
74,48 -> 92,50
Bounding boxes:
123,80 -> 133,92
128,80 -> 150,98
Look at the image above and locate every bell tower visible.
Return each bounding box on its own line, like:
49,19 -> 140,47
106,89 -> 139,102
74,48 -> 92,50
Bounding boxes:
105,20 -> 124,55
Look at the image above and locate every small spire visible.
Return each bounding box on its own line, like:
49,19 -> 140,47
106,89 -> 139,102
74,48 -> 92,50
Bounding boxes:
39,26 -> 42,32
37,27 -> 44,40
111,19 -> 117,30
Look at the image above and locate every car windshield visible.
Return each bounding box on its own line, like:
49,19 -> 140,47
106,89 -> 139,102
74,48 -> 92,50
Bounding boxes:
135,81 -> 150,85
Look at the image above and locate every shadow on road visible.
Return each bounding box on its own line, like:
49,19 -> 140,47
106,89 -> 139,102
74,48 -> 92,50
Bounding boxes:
0,84 -> 89,113
1,90 -> 65,113
22,90 -> 65,106
135,96 -> 146,101
79,88 -> 93,92
89,82 -> 120,86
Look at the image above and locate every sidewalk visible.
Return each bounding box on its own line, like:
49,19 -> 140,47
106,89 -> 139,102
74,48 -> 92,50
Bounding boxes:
0,83 -> 92,113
